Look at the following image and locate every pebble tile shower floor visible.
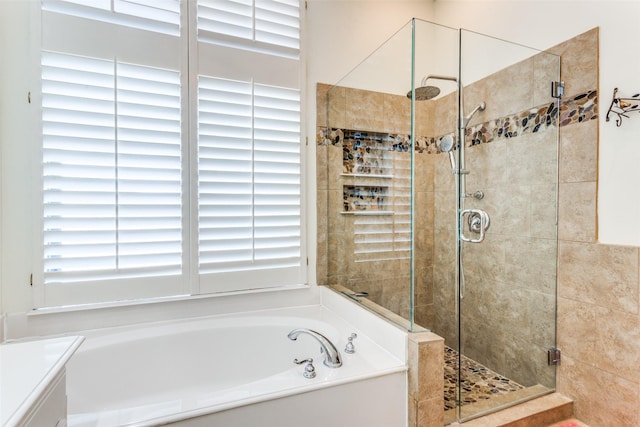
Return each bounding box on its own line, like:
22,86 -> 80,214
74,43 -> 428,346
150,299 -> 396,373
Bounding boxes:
444,346 -> 525,411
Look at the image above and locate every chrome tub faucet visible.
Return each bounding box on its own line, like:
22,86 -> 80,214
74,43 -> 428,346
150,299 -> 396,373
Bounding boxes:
287,328 -> 342,368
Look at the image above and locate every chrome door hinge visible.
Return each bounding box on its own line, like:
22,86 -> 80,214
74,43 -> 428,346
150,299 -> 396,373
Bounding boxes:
551,81 -> 565,99
547,347 -> 561,365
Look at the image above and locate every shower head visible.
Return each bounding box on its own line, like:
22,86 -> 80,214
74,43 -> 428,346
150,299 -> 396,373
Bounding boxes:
439,134 -> 455,153
464,102 -> 486,128
406,85 -> 440,101
406,75 -> 458,101
439,135 -> 457,175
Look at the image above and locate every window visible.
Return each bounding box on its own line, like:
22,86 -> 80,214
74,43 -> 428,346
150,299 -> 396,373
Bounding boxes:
36,0 -> 304,307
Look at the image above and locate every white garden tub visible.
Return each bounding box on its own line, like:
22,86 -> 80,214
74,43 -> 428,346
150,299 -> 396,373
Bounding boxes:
66,301 -> 407,427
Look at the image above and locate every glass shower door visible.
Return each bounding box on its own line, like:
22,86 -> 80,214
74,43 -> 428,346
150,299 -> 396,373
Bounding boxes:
456,29 -> 561,421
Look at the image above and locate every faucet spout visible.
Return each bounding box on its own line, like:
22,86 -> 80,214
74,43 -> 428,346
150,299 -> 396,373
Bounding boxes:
287,328 -> 342,368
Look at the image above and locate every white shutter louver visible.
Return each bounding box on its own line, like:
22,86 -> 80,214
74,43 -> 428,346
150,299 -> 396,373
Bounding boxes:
197,0 -> 300,57
42,51 -> 182,284
198,76 -> 301,286
42,0 -> 180,35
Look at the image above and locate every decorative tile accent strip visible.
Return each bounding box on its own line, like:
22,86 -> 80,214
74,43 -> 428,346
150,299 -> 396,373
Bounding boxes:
465,90 -> 597,147
465,102 -> 558,147
559,89 -> 598,126
318,89 -> 597,154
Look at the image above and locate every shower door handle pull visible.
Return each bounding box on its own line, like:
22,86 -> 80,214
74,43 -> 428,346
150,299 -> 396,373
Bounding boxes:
459,209 -> 489,243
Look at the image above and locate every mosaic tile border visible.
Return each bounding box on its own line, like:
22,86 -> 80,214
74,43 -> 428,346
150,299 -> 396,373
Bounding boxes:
317,127 -> 411,151
317,89 -> 598,154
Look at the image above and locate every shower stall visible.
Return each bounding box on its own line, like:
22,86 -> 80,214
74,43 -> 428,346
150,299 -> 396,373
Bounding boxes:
317,18 -> 560,423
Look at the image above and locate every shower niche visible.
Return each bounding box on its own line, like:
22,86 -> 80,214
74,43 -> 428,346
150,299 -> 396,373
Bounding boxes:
340,129 -> 404,215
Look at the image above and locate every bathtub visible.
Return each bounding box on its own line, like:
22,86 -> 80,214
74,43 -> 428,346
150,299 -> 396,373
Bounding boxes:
65,299 -> 407,427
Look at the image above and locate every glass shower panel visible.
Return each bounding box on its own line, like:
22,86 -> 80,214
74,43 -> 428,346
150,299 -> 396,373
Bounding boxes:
321,20 -> 415,328
456,29 -> 560,421
320,19 -> 459,333
411,19 -> 460,335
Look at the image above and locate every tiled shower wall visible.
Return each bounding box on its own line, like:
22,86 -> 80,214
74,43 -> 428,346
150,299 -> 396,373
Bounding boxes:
433,48 -> 564,389
316,84 -> 431,320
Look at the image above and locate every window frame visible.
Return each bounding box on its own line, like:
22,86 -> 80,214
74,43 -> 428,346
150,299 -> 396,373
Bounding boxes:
32,0 -> 307,309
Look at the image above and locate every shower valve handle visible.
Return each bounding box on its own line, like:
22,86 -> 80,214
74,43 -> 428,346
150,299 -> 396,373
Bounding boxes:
460,209 -> 490,243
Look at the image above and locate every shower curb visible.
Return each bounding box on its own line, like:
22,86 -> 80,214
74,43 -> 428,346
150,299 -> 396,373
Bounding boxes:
449,392 -> 573,427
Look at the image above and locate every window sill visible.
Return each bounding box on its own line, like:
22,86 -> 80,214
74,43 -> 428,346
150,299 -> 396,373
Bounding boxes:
7,284 -> 315,340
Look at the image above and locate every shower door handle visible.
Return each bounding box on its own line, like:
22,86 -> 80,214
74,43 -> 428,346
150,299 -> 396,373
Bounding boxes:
459,209 -> 490,243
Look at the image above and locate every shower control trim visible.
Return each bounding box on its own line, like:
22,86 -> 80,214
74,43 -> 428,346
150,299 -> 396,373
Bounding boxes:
460,209 -> 490,243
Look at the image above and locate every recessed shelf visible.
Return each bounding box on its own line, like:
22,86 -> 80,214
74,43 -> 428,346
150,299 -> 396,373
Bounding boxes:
340,211 -> 394,216
341,173 -> 393,179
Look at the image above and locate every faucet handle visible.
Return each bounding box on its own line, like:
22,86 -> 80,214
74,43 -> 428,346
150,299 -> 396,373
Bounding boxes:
345,333 -> 358,354
293,358 -> 316,379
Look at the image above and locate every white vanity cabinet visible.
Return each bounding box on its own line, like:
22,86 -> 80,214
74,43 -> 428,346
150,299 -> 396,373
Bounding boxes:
1,336 -> 84,427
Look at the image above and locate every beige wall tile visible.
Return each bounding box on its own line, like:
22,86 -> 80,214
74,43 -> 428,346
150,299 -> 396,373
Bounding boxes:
505,130 -> 558,186
529,183 -> 558,240
415,153 -> 435,193
558,355 -> 640,427
557,297 -> 598,365
464,56 -> 533,124
316,188 -> 328,285
489,184 -> 531,237
415,98 -> 435,137
433,154 -> 456,191
559,119 -> 598,183
417,397 -> 444,427
593,307 -> 640,383
547,28 -> 599,98
383,93 -> 411,134
558,241 -> 639,314
345,87 -> 385,130
326,84 -> 347,129
316,142 -> 328,191
431,92 -> 457,137
533,50 -> 562,107
408,332 -> 445,401
414,190 -> 433,231
316,82 -> 330,128
504,236 -> 557,294
464,140 -> 508,189
558,181 -> 597,242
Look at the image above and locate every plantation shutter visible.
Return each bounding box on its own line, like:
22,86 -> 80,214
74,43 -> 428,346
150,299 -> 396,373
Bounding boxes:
37,0 -> 304,307
197,77 -> 301,290
198,0 -> 300,57
195,0 -> 303,292
39,0 -> 186,306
